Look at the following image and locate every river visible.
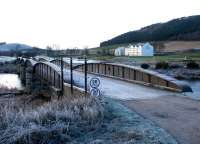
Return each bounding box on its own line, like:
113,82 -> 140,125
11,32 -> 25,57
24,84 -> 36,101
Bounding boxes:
0,56 -> 16,63
0,74 -> 23,90
183,80 -> 200,100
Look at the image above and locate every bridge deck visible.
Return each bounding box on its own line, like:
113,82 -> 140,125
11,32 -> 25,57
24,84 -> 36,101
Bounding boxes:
19,57 -> 192,97
63,67 -> 178,99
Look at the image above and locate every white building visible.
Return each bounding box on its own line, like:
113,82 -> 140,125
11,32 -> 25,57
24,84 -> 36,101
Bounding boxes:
114,42 -> 154,56
125,42 -> 154,56
114,47 -> 125,56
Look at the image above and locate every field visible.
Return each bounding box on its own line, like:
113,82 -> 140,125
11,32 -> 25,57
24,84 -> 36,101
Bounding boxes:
90,41 -> 200,54
163,41 -> 200,52
90,52 -> 200,63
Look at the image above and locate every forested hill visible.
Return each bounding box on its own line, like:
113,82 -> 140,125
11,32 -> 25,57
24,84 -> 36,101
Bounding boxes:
100,15 -> 200,47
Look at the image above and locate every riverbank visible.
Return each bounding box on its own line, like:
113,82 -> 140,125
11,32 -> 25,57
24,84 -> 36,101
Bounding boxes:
90,55 -> 200,80
110,58 -> 200,80
155,67 -> 200,80
0,62 -> 17,73
0,56 -> 17,73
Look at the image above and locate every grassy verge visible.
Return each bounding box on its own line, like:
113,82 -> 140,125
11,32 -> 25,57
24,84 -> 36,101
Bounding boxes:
0,92 -> 177,144
88,52 -> 200,63
88,55 -> 115,61
0,96 -> 104,144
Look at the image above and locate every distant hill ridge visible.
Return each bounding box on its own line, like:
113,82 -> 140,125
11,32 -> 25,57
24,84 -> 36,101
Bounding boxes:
0,43 -> 33,52
100,15 -> 200,47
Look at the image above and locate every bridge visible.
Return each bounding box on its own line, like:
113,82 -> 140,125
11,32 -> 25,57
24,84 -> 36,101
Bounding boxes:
51,58 -> 192,91
17,57 -> 87,99
16,56 -> 192,99
16,56 -> 200,144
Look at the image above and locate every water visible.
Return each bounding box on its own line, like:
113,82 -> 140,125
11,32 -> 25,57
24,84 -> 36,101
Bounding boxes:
183,80 -> 200,100
0,74 -> 23,90
0,56 -> 16,63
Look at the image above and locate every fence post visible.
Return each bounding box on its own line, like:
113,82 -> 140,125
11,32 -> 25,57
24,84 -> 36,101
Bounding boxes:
84,57 -> 87,95
122,67 -> 125,78
70,57 -> 73,95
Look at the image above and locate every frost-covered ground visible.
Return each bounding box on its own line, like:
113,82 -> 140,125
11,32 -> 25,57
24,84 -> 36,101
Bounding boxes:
0,93 -> 177,144
89,97 -> 178,144
0,94 -> 104,144
0,61 -> 179,143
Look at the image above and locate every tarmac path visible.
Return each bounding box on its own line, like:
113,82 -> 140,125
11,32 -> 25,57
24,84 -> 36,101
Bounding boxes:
119,95 -> 200,144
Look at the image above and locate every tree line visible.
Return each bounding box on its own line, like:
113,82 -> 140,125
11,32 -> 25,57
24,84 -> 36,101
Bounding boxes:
100,15 -> 200,47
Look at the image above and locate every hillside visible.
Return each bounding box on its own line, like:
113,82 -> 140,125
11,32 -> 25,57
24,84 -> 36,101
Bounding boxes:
100,15 -> 200,47
0,43 -> 44,56
0,43 -> 33,52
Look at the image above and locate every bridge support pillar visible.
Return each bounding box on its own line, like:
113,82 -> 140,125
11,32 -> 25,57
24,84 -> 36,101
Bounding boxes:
16,58 -> 21,75
25,67 -> 33,93
20,63 -> 26,84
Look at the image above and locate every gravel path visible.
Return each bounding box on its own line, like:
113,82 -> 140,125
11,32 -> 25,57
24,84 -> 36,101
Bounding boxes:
120,95 -> 200,144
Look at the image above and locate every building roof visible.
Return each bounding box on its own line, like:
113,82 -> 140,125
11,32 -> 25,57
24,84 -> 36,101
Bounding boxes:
129,42 -> 152,48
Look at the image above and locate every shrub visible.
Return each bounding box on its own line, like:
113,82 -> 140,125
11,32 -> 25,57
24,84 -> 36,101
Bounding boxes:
140,63 -> 150,69
0,96 -> 104,144
186,61 -> 199,69
155,62 -> 169,69
169,64 -> 182,69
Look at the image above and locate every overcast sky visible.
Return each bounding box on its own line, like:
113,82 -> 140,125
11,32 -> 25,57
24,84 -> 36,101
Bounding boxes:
0,0 -> 199,49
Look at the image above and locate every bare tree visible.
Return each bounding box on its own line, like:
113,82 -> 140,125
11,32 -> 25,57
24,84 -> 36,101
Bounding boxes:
83,46 -> 89,56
